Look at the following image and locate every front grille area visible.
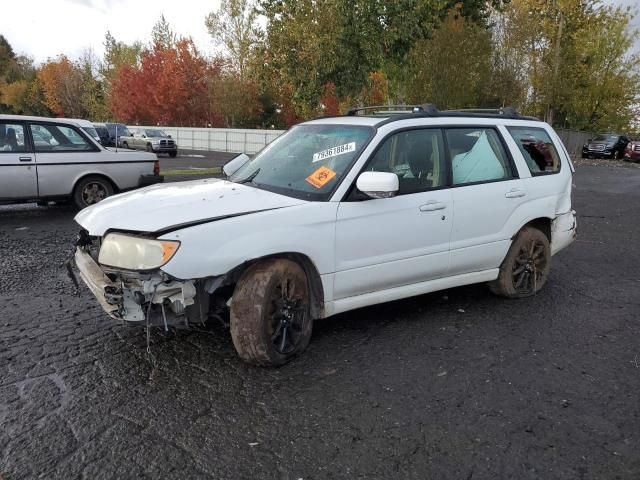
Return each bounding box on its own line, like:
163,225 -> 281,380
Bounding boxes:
588,143 -> 605,151
159,140 -> 175,147
634,145 -> 640,152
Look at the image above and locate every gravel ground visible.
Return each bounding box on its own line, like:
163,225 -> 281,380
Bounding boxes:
0,165 -> 639,479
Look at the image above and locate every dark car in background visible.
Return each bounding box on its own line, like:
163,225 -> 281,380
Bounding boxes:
99,122 -> 131,147
582,134 -> 630,159
624,140 -> 640,162
93,123 -> 109,146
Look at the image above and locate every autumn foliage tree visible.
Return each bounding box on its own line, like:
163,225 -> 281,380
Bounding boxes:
109,39 -> 209,126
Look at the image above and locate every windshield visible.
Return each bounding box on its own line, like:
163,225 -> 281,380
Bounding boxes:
229,124 -> 374,201
593,134 -> 617,142
83,126 -> 99,139
145,129 -> 167,137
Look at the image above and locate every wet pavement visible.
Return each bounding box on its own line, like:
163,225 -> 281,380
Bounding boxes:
1,165 -> 639,479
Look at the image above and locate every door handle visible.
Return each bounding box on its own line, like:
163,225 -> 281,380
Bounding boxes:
19,156 -> 32,162
505,189 -> 526,198
419,201 -> 446,212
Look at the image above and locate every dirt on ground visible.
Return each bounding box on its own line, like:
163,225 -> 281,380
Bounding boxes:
0,165 -> 639,479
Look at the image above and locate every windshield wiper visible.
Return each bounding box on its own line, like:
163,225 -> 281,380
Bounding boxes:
236,168 -> 261,185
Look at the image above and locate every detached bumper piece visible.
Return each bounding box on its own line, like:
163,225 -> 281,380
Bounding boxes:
551,210 -> 577,256
74,248 -> 200,327
138,174 -> 164,187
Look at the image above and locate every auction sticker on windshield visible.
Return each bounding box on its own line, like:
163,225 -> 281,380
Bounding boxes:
312,142 -> 356,162
306,166 -> 337,189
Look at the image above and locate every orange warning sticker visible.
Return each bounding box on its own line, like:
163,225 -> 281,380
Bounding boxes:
305,166 -> 337,189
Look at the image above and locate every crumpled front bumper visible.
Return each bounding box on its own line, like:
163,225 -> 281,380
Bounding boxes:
73,248 -> 197,324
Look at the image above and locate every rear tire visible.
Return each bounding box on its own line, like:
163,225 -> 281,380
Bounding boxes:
230,259 -> 313,366
73,175 -> 114,209
489,227 -> 551,298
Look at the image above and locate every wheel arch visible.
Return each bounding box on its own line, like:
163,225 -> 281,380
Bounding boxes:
72,172 -> 119,195
520,217 -> 552,243
218,252 -> 325,319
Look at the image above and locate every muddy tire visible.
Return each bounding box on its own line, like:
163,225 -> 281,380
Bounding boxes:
73,175 -> 114,209
230,258 -> 313,366
489,226 -> 551,298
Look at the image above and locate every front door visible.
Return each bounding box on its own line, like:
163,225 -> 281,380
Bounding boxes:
0,121 -> 37,200
334,128 -> 453,299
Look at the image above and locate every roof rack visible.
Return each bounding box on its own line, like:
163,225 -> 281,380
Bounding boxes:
344,104 -> 539,122
346,104 -> 439,116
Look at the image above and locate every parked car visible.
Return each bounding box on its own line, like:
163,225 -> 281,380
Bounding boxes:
103,122 -> 131,147
623,140 -> 640,162
581,133 -> 630,159
73,105 -> 577,366
93,123 -> 110,146
121,128 -> 178,157
0,115 -> 163,209
61,118 -> 101,144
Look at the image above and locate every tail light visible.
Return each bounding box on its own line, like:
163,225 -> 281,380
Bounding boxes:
153,160 -> 160,176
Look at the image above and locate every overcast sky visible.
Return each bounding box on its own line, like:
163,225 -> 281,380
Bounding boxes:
2,0 -> 639,64
3,0 -> 221,63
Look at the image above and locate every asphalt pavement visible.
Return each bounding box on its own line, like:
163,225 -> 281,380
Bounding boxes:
0,163 -> 639,479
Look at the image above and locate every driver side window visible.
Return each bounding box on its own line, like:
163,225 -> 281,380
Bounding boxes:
365,129 -> 446,195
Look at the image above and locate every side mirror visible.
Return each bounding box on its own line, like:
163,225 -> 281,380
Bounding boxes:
167,135 -> 172,139
223,153 -> 251,178
356,171 -> 399,199
142,134 -> 146,138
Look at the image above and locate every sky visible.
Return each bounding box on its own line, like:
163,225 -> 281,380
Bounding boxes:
3,0 -> 221,64
2,0 -> 639,64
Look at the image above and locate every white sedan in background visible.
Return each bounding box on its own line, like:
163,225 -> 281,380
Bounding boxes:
0,115 -> 163,209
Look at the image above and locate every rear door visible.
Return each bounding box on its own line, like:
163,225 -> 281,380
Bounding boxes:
0,120 -> 38,200
29,121 -> 102,197
446,126 -> 526,275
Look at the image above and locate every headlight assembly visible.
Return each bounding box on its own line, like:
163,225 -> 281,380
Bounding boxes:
98,233 -> 180,270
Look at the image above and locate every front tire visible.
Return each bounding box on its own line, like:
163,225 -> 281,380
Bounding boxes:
169,151 -> 177,158
73,175 -> 114,209
489,227 -> 551,298
230,259 -> 313,366
122,141 -> 129,149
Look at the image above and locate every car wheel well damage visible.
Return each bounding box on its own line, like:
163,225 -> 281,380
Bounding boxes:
213,253 -> 325,319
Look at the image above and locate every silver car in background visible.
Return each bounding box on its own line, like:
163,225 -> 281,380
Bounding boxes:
121,128 -> 178,157
0,115 -> 163,209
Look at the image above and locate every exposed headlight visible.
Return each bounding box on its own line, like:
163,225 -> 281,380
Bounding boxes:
98,233 -> 180,270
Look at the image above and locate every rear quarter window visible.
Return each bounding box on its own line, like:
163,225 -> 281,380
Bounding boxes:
507,127 -> 561,175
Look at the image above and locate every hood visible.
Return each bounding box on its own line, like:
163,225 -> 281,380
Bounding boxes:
75,178 -> 306,236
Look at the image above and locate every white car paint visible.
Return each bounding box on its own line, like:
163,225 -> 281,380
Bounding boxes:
74,114 -> 576,322
0,114 -> 160,204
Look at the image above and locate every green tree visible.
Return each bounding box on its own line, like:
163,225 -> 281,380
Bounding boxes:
151,14 -> 178,49
406,5 -> 493,109
205,0 -> 262,79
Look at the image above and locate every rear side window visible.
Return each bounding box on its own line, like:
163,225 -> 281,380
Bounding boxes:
507,127 -> 561,175
30,123 -> 95,152
0,123 -> 27,153
445,128 -> 513,185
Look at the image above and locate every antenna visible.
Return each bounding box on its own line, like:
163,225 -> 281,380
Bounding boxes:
115,123 -> 118,153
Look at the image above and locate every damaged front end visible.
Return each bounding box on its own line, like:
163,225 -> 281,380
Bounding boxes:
72,230 -> 213,329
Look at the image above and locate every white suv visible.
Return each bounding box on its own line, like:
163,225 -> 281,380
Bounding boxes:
73,106 -> 577,366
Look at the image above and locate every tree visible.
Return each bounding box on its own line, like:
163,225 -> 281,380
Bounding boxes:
205,0 -> 262,79
37,55 -> 84,116
406,5 -> 493,109
151,15 -> 177,49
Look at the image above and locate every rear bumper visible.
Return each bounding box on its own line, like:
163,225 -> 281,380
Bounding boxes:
551,210 -> 577,256
139,174 -> 164,187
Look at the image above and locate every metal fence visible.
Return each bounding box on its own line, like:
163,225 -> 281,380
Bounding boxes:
138,126 -> 285,154
141,125 -> 592,157
556,129 -> 592,157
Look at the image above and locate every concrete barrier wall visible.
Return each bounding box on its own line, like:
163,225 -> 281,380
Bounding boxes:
138,126 -> 286,154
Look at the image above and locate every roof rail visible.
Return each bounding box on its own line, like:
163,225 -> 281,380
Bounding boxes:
441,107 -> 520,117
346,104 -> 439,116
